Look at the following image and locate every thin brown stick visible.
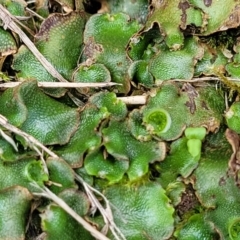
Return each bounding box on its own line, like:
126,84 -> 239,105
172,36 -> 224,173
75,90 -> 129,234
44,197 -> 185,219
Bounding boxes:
33,185 -> 111,240
0,81 -> 121,88
26,7 -> 45,21
0,128 -> 18,151
0,114 -> 58,158
0,114 -> 121,240
0,114 -> 54,174
167,76 -> 240,83
118,95 -> 147,105
0,4 -> 68,82
167,77 -> 220,82
75,174 -> 127,240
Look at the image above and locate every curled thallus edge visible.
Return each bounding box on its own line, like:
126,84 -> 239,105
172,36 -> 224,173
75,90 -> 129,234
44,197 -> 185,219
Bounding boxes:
0,113 -> 125,240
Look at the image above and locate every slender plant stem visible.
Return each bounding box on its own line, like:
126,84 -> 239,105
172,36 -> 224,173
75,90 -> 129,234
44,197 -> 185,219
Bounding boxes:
0,114 -> 121,240
0,114 -> 58,158
41,186 -> 111,240
0,81 -> 121,88
0,4 -> 67,82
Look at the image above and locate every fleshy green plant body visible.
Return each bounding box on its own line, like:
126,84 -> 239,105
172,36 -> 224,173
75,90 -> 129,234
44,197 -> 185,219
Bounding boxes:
83,12 -> 141,93
142,83 -> 222,141
185,127 -> 207,141
24,160 -> 48,186
105,182 -> 175,240
0,0 -> 240,239
229,218 -> 240,240
143,108 -> 172,134
225,102 -> 240,133
185,127 -> 207,159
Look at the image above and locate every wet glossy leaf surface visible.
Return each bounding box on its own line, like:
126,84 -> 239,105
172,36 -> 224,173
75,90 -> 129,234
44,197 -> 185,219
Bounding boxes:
0,81 -> 79,145
55,105 -> 108,167
103,0 -> 148,23
84,149 -> 128,184
1,0 -> 240,239
0,186 -> 32,240
0,158 -> 45,192
191,129 -> 240,238
141,82 -> 224,140
149,37 -> 203,81
83,13 -> 141,92
0,135 -> 18,162
102,120 -> 166,181
174,213 -> 216,239
0,27 -> 17,56
47,158 -> 77,194
12,11 -> 86,96
105,182 -> 174,240
41,189 -> 93,240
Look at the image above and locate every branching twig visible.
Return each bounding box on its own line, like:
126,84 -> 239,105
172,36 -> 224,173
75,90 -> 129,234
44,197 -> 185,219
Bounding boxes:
0,114 -> 124,240
0,128 -> 18,151
0,114 -> 58,158
75,174 -> 127,240
0,4 -> 68,82
32,184 -> 111,240
0,114 -> 54,173
26,7 -> 45,21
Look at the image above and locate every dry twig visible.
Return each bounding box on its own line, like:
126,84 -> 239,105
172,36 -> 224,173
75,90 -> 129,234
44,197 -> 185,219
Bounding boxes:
0,4 -> 68,82
118,95 -> 147,105
0,81 -> 121,88
167,77 -> 221,82
33,184 -> 111,240
75,174 -> 127,240
0,114 -> 58,158
26,7 -> 45,21
0,113 -> 123,240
